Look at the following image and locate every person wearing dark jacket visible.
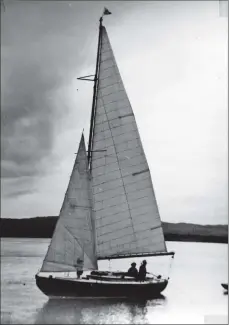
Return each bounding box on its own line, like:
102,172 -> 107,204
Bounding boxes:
138,260 -> 147,281
76,257 -> 84,279
127,262 -> 138,278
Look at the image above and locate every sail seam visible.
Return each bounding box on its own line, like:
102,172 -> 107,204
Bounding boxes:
98,89 -> 125,99
91,145 -> 143,161
94,201 -> 159,219
100,49 -> 112,55
99,81 -> 122,90
93,180 -> 150,195
92,112 -> 132,128
96,210 -> 157,224
95,98 -> 134,111
93,186 -> 154,203
98,231 -> 164,247
94,125 -> 137,139
92,164 -> 149,186
91,148 -> 142,161
92,163 -> 149,184
95,116 -> 134,126
100,57 -> 114,64
97,222 -> 162,238
92,142 -> 140,155
98,235 -> 134,247
94,206 -> 129,218
94,187 -> 153,201
93,193 -> 154,211
99,62 -> 116,71
92,155 -> 144,172
97,217 -> 161,230
97,226 -> 133,240
66,204 -> 91,209
99,72 -> 121,81
99,89 -> 126,99
97,223 -> 162,240
94,135 -> 139,147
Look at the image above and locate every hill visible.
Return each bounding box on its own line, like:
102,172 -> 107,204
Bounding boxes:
0,217 -> 227,243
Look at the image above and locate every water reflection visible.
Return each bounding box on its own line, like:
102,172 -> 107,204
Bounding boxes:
34,295 -> 166,324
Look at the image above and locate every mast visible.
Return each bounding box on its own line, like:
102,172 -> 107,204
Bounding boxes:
88,17 -> 103,169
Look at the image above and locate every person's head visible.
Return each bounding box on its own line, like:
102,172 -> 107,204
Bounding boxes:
131,262 -> 136,268
77,258 -> 83,264
142,260 -> 147,265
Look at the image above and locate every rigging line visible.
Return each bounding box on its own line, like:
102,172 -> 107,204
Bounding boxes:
88,18 -> 103,168
86,22 -> 103,264
89,182 -> 98,268
167,254 -> 175,280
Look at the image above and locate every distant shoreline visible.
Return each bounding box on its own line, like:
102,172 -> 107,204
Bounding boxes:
0,217 -> 227,244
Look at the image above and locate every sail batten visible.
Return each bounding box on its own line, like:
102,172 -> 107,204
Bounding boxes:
89,25 -> 167,260
41,134 -> 98,273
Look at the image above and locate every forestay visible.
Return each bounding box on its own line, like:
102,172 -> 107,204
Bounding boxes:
41,134 -> 97,272
90,26 -> 167,259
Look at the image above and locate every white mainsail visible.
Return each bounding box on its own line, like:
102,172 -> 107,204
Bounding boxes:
41,134 -> 97,272
90,26 -> 167,259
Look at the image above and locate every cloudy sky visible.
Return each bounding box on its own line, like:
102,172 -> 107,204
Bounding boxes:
1,1 -> 228,224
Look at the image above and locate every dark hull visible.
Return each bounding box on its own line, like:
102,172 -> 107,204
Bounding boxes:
221,283 -> 228,290
36,275 -> 168,298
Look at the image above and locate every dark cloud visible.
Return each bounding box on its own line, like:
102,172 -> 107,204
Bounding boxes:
1,1 -> 104,196
1,176 -> 39,199
1,1 -> 135,203
3,188 -> 38,199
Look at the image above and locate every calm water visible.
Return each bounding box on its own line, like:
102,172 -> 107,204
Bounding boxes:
1,238 -> 228,324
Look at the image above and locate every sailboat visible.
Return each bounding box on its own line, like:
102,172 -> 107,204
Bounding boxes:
35,11 -> 175,299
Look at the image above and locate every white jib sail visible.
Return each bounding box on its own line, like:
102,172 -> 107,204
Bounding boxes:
41,134 -> 98,272
90,26 -> 167,259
